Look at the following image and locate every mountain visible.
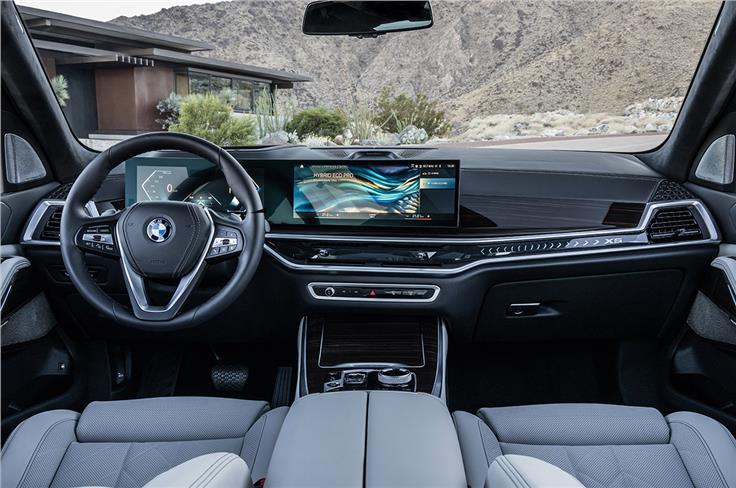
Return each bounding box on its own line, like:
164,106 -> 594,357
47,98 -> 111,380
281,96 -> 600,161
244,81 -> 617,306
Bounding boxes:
113,0 -> 720,134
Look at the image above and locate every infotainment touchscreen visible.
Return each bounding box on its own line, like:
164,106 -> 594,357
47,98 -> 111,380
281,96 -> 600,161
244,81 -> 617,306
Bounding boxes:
291,161 -> 459,227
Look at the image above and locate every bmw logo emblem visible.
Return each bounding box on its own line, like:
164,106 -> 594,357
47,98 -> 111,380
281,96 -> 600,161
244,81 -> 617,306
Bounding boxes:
146,217 -> 173,243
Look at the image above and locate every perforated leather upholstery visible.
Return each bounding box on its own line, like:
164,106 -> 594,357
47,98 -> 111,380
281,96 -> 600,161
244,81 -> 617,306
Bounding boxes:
454,403 -> 736,488
1,397 -> 287,488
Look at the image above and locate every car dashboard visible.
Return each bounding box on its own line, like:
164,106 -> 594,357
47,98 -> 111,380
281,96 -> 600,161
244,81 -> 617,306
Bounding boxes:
19,145 -> 721,343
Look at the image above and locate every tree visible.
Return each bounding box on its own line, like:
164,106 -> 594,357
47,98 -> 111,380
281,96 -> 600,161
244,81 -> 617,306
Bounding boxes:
169,94 -> 256,146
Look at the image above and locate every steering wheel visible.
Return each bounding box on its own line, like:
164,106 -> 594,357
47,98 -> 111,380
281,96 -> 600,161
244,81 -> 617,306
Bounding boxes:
60,132 -> 265,330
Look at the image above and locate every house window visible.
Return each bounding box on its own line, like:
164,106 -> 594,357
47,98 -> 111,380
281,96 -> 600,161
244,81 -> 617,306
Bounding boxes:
210,75 -> 231,93
175,71 -> 267,113
233,79 -> 253,112
188,73 -> 210,95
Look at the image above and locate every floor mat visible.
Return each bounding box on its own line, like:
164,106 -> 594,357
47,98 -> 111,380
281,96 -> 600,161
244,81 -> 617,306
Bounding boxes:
447,340 -> 621,413
174,343 -> 295,403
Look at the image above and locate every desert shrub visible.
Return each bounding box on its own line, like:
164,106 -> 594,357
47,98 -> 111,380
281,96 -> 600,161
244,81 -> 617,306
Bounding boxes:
286,107 -> 346,139
254,87 -> 294,139
374,87 -> 451,137
169,94 -> 256,146
50,75 -> 70,107
345,101 -> 379,143
156,92 -> 182,129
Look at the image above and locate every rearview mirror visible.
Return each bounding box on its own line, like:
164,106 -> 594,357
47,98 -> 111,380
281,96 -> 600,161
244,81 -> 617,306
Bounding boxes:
303,1 -> 433,38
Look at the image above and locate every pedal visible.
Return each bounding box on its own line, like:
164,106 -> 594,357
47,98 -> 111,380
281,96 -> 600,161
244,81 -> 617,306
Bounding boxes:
211,364 -> 249,392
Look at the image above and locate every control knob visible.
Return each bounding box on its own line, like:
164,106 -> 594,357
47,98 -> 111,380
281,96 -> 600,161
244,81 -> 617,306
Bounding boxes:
377,368 -> 413,387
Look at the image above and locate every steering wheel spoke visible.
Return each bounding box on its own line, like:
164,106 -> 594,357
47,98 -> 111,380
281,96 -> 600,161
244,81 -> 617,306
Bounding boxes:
74,212 -> 122,258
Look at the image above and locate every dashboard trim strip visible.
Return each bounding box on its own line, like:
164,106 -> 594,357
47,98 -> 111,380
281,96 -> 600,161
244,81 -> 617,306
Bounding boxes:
264,237 -> 718,275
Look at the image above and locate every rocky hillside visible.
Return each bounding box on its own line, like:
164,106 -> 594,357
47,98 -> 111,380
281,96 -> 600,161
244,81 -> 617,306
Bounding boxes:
113,0 -> 720,134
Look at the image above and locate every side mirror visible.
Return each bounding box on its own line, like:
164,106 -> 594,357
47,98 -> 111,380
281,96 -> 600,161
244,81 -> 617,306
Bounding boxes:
303,1 -> 433,38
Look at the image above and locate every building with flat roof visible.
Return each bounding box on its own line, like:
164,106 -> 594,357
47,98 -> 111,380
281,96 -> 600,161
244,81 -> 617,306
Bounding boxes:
19,6 -> 311,139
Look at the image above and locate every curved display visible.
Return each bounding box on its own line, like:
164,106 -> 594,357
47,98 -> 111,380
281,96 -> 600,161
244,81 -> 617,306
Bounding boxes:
125,157 -> 459,228
292,162 -> 458,226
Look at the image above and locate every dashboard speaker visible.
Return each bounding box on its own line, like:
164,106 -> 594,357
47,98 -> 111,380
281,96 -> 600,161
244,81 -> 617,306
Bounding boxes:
695,134 -> 735,185
3,133 -> 47,184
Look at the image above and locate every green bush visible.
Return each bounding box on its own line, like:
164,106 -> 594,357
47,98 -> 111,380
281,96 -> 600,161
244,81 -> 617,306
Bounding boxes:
286,107 -> 347,138
374,87 -> 451,137
155,92 -> 182,129
169,94 -> 256,146
50,75 -> 70,107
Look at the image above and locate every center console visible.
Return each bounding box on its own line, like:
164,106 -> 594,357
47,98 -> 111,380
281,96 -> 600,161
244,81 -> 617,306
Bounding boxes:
298,315 -> 446,398
266,391 -> 466,488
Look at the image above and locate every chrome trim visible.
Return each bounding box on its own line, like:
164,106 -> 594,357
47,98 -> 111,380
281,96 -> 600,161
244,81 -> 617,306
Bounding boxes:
307,282 -> 440,303
377,368 -> 414,386
115,206 -> 215,321
21,199 -> 99,246
265,200 -> 719,275
433,319 -> 448,401
297,316 -> 308,397
20,200 -> 64,245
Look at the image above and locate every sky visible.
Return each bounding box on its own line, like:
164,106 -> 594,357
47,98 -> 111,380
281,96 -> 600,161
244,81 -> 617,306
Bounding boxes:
14,0 -> 222,21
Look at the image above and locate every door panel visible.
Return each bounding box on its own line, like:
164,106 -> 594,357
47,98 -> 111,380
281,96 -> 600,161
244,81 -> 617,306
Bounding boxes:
0,115 -> 83,439
668,177 -> 736,430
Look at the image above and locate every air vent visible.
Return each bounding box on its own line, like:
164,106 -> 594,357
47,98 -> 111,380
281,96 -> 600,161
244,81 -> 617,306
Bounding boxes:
647,207 -> 702,242
314,148 -> 350,158
40,206 -> 63,240
45,183 -> 73,200
397,148 -> 435,159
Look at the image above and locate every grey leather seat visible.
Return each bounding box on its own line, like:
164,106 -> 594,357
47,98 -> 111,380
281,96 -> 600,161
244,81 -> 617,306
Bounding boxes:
454,403 -> 736,488
1,396 -> 287,488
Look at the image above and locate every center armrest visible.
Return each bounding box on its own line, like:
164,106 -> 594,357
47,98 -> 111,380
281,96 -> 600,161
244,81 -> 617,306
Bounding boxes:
266,391 -> 466,488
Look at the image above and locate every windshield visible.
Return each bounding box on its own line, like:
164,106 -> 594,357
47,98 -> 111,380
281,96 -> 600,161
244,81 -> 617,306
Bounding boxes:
19,0 -> 721,151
